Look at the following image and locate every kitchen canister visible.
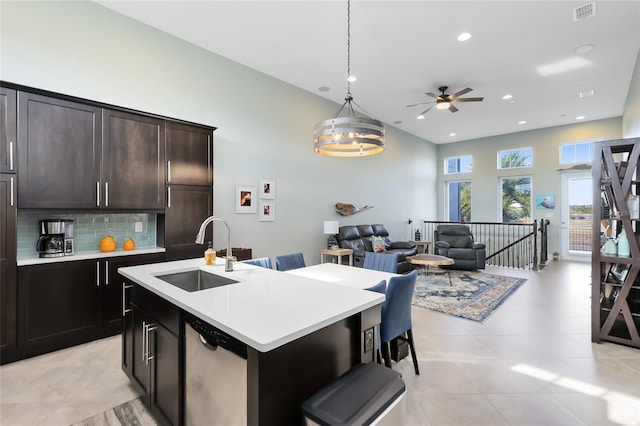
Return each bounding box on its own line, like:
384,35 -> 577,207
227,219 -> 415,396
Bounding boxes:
627,194 -> 640,219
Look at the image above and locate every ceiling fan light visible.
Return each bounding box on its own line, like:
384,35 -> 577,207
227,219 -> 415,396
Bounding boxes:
437,102 -> 450,110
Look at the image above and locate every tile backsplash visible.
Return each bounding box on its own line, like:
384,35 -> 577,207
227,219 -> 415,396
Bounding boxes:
17,213 -> 157,259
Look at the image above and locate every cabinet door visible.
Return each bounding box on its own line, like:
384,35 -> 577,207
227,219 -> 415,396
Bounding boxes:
0,88 -> 17,173
103,253 -> 166,335
0,175 -> 17,352
165,185 -> 212,261
130,306 -> 152,401
17,261 -> 101,350
17,92 -> 101,209
166,122 -> 213,186
151,323 -> 181,426
102,110 -> 165,210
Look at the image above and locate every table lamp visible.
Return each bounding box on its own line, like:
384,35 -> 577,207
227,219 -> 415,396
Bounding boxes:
323,221 -> 340,249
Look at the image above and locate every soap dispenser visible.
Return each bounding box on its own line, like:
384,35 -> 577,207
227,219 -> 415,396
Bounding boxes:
204,242 -> 216,265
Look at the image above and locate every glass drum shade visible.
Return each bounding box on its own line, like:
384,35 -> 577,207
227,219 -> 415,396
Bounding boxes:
313,116 -> 385,157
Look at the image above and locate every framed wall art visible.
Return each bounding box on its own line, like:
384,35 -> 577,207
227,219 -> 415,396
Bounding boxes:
260,177 -> 275,199
259,199 -> 275,221
235,184 -> 257,213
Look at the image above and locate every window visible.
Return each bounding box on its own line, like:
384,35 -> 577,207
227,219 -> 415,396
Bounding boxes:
447,181 -> 471,222
498,148 -> 532,169
500,176 -> 532,223
444,155 -> 473,174
560,141 -> 595,164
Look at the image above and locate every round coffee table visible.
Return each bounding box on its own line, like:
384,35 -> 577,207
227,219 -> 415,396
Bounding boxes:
407,254 -> 455,285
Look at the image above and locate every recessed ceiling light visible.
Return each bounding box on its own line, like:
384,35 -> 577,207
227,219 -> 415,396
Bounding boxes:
575,44 -> 594,54
457,32 -> 471,42
417,115 -> 425,120
449,133 -> 456,137
576,115 -> 585,120
502,94 -> 513,100
318,86 -> 330,92
579,89 -> 594,98
347,75 -> 357,82
518,120 -> 527,125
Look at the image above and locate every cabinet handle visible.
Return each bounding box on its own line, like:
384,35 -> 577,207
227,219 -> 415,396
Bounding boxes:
9,141 -> 14,171
10,177 -> 14,207
122,283 -> 133,316
146,325 -> 158,363
142,321 -> 147,362
96,261 -> 100,286
167,186 -> 171,208
167,160 -> 171,182
105,182 -> 109,207
105,260 -> 109,285
96,182 -> 100,207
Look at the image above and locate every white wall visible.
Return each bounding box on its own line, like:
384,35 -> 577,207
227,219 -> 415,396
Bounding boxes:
0,1 -> 437,263
623,49 -> 640,138
436,117 -> 622,256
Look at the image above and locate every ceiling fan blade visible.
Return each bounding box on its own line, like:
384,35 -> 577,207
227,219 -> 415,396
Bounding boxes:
449,104 -> 459,113
425,92 -> 439,99
452,87 -> 473,97
418,105 -> 435,115
451,97 -> 484,103
405,101 -> 433,108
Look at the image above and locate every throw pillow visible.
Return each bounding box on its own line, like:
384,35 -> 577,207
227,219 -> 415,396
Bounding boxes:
372,236 -> 386,253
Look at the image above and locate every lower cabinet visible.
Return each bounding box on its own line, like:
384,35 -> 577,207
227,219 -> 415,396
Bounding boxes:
8,253 -> 165,364
123,280 -> 181,426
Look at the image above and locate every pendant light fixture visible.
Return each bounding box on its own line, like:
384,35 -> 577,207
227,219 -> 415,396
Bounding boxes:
313,0 -> 384,157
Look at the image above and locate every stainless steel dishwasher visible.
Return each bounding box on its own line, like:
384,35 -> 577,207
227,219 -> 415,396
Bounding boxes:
184,314 -> 248,426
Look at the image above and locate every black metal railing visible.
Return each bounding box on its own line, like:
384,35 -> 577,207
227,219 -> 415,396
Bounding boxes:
422,220 -> 549,270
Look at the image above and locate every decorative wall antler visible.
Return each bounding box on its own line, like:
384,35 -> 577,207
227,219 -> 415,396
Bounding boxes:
335,202 -> 374,216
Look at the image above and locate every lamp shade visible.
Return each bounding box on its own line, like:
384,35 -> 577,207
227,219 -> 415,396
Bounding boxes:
323,221 -> 339,234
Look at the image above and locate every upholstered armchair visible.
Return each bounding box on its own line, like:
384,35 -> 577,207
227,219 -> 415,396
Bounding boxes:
434,224 -> 486,270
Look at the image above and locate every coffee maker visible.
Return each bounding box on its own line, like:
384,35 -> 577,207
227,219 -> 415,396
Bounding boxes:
36,219 -> 74,258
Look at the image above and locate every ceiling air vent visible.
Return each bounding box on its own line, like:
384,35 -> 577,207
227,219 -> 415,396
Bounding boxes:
573,2 -> 596,22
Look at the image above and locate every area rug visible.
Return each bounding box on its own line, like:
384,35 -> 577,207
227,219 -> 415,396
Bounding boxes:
412,269 -> 527,323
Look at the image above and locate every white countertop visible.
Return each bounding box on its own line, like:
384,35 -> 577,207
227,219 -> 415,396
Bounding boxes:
118,258 -> 386,353
286,263 -> 398,290
17,247 -> 166,266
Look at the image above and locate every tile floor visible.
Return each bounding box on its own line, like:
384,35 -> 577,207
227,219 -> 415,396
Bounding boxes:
1,260 -> 639,425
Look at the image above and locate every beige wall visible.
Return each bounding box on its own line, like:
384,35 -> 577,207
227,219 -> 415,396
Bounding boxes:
0,1 -> 437,263
623,49 -> 640,138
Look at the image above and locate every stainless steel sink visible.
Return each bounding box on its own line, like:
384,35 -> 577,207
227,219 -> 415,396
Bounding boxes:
155,269 -> 239,292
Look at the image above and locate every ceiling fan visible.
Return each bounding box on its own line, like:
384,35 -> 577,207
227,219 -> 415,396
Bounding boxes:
406,86 -> 484,115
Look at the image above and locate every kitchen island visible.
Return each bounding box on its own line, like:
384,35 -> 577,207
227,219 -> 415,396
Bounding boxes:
118,257 -> 388,426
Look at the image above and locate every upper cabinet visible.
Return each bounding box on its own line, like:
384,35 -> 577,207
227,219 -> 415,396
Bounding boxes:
17,92 -> 165,210
102,110 -> 165,210
166,122 -> 212,186
0,88 -> 17,173
17,92 -> 102,209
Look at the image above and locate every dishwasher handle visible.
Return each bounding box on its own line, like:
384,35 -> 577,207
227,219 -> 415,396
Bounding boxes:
199,333 -> 218,350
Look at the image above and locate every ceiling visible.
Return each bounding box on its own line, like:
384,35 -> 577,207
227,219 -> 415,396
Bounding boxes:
95,0 -> 640,144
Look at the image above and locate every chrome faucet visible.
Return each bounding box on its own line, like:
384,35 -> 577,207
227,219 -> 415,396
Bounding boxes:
195,216 -> 233,272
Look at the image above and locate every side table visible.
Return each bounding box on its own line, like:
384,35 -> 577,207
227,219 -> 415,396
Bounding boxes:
411,241 -> 431,254
320,248 -> 354,266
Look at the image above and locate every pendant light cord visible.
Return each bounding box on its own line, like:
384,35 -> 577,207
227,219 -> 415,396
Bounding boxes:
347,0 -> 351,98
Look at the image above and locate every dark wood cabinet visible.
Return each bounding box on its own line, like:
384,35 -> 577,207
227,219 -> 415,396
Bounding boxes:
0,174 -> 17,354
102,110 -> 165,210
592,138 -> 640,348
0,88 -> 17,173
164,185 -> 212,261
124,281 -> 181,426
166,122 -> 213,186
17,261 -> 101,353
17,92 -> 101,209
101,253 -> 165,335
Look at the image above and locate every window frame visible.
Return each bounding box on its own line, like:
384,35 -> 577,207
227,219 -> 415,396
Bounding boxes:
497,147 -> 533,170
444,154 -> 473,175
498,175 -> 533,223
445,179 -> 472,222
559,140 -> 598,164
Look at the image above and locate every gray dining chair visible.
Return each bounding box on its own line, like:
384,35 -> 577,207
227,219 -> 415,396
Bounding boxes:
242,257 -> 273,269
363,252 -> 399,273
275,252 -> 306,271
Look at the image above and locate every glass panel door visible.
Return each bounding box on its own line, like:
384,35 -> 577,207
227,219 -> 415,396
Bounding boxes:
560,172 -> 592,261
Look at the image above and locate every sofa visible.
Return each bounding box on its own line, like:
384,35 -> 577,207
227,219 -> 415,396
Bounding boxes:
434,224 -> 486,270
335,224 -> 417,273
